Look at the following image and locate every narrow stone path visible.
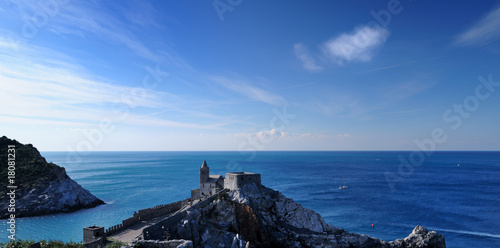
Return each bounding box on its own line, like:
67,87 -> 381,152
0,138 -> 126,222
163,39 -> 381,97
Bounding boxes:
106,196 -> 214,243
107,213 -> 172,242
107,200 -> 194,243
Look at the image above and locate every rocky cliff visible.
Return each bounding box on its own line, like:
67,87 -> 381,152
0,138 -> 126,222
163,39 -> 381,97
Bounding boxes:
135,182 -> 445,248
0,136 -> 104,218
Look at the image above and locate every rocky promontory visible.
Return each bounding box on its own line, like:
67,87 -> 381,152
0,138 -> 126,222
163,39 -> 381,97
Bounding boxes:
131,182 -> 445,248
0,136 -> 104,218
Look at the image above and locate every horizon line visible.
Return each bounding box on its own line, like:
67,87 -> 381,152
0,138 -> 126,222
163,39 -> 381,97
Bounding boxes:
40,150 -> 500,152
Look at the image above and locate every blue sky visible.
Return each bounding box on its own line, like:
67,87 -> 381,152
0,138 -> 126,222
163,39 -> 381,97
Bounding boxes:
0,0 -> 499,151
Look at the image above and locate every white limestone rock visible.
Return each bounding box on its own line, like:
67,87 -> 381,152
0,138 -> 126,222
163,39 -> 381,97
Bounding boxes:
390,225 -> 446,248
229,184 -> 335,234
145,181 -> 445,248
0,136 -> 104,218
8,169 -> 104,218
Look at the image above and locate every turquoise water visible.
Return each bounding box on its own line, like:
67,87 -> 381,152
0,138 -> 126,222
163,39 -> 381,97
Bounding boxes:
1,151 -> 499,247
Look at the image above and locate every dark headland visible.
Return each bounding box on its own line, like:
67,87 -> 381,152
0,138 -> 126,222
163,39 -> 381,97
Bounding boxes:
84,161 -> 446,248
0,136 -> 104,219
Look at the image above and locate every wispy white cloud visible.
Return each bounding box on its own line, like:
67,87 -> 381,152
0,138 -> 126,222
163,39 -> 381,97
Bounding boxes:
231,129 -> 352,140
0,1 -> 262,134
454,5 -> 500,46
61,11 -> 161,62
294,43 -> 323,72
0,42 -> 161,108
384,80 -> 435,102
361,56 -> 445,73
211,75 -> 287,106
281,81 -> 318,90
49,25 -> 86,39
299,91 -> 365,117
0,36 -> 231,130
322,25 -> 389,65
0,69 -> 202,129
6,1 -> 171,63
294,25 -> 389,71
296,77 -> 433,119
0,115 -> 93,127
255,129 -> 286,139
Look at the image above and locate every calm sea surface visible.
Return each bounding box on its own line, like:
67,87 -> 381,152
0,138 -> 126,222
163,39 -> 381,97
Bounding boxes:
1,151 -> 499,247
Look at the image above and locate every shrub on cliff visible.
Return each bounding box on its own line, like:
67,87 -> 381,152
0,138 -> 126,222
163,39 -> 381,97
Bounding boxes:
0,239 -> 84,248
0,136 -> 65,196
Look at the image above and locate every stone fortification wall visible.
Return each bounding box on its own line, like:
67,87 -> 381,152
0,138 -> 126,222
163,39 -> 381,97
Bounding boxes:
143,189 -> 228,241
104,198 -> 190,236
224,173 -> 261,191
83,226 -> 105,248
104,223 -> 124,236
137,200 -> 184,221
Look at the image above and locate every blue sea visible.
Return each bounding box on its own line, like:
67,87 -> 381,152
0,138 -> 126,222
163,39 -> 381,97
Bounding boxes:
1,151 -> 499,247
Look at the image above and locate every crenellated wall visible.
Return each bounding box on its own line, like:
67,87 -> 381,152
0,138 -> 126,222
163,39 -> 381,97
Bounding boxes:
142,189 -> 228,242
105,224 -> 124,236
102,198 -> 190,237
84,160 -> 262,246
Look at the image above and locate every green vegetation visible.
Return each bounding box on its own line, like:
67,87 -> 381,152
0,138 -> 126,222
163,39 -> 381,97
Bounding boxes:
0,239 -> 129,248
0,239 -> 84,248
0,136 -> 65,195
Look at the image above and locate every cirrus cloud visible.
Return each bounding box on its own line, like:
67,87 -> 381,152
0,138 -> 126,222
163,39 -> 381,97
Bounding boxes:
453,5 -> 500,47
294,43 -> 323,72
295,25 -> 389,70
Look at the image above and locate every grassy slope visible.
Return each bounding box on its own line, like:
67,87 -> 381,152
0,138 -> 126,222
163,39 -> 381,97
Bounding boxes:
0,136 -> 64,196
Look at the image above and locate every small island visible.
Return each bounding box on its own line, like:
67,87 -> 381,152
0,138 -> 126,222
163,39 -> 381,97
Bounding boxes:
0,136 -> 104,219
84,161 -> 446,248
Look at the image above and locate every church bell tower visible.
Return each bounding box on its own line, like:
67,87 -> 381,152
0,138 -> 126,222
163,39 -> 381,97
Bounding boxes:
200,160 -> 209,184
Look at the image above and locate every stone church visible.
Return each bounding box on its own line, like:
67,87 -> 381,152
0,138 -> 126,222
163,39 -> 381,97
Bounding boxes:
191,160 -> 261,200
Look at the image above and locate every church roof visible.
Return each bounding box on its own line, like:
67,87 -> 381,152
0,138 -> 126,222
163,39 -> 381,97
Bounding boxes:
204,174 -> 223,183
201,160 -> 208,169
